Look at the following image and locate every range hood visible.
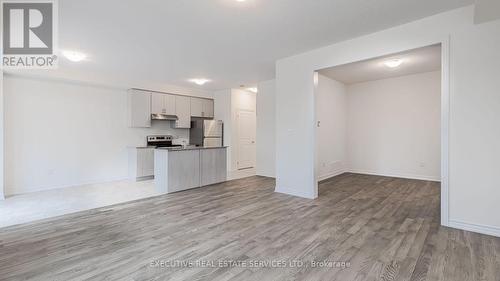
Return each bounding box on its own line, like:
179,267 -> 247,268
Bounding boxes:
151,114 -> 178,121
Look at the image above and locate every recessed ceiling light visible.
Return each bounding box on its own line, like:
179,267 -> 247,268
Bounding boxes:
236,0 -> 246,2
62,50 -> 87,62
247,87 -> 258,93
189,78 -> 211,85
384,59 -> 403,68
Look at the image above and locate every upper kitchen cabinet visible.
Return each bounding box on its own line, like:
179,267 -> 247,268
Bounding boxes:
128,89 -> 151,128
173,95 -> 191,128
190,97 -> 203,117
203,99 -> 214,118
128,89 -> 214,127
191,97 -> 214,118
151,93 -> 176,116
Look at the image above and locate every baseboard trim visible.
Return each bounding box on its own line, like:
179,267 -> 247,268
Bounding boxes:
347,169 -> 441,182
449,220 -> 500,238
318,170 -> 346,182
275,186 -> 316,199
135,175 -> 154,182
6,177 -> 130,197
256,172 -> 276,178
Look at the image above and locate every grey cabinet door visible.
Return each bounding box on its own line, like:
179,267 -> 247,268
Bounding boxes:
142,149 -> 155,176
152,93 -> 176,115
200,149 -> 227,186
173,95 -> 191,128
167,150 -> 201,192
190,97 -> 204,117
128,90 -> 151,128
164,94 -> 176,115
151,93 -> 165,115
203,99 -> 214,118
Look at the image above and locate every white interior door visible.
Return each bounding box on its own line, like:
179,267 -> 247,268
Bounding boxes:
237,110 -> 256,170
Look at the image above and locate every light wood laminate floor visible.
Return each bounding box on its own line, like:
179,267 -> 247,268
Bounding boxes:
0,169 -> 255,228
0,174 -> 499,281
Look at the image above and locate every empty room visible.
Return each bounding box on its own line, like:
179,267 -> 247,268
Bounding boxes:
1,1 -> 500,280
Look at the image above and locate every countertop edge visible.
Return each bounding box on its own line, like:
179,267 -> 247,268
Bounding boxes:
156,146 -> 228,151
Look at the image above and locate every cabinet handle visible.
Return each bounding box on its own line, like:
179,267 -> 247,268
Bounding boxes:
202,111 -> 204,117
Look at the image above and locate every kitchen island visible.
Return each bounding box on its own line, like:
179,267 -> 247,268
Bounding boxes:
154,147 -> 227,194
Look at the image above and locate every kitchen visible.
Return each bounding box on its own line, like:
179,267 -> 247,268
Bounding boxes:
0,74 -> 259,227
127,89 -> 228,194
2,2 -> 500,280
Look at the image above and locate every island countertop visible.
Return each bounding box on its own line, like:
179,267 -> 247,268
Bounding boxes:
129,146 -> 228,150
156,146 -> 228,151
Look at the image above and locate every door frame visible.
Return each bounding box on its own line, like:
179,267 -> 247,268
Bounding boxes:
236,109 -> 257,170
440,37 -> 450,227
312,38 -> 450,227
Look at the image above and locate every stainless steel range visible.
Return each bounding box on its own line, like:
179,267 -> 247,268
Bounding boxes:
146,135 -> 182,148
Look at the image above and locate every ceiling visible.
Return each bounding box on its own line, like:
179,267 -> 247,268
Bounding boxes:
318,44 -> 442,84
7,0 -> 471,91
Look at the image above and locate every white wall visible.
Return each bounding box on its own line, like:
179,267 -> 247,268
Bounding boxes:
276,6 -> 470,200
213,88 -> 257,172
275,6 -> 500,236
315,74 -> 347,181
347,71 -> 441,181
3,75 -> 199,195
256,80 -> 276,177
214,89 -> 232,171
474,0 -> 500,24
449,19 -> 500,234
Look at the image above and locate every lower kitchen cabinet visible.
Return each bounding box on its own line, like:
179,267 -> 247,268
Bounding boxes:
164,149 -> 201,193
200,148 -> 227,186
128,148 -> 155,181
155,147 -> 227,194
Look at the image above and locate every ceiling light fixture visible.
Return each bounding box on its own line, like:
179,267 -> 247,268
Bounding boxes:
62,50 -> 87,62
384,59 -> 403,68
189,78 -> 211,85
236,0 -> 246,2
247,87 -> 258,93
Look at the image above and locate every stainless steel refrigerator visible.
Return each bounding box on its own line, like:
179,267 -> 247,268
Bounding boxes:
189,119 -> 223,147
